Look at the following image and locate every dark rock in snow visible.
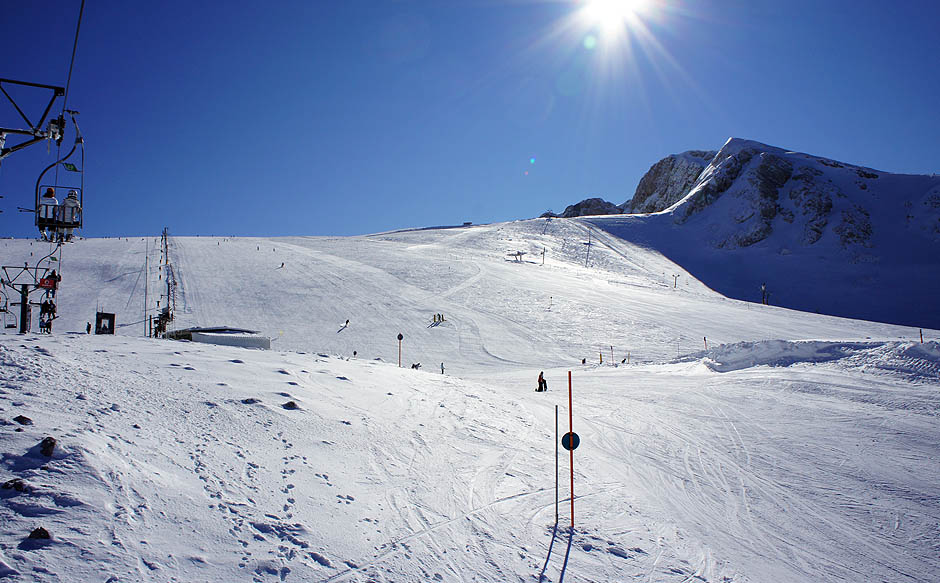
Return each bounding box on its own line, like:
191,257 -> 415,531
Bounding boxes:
282,401 -> 299,410
12,415 -> 32,426
39,436 -> 56,457
28,527 -> 50,539
2,478 -> 30,493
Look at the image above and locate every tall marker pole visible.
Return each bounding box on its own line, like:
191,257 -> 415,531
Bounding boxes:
555,404 -> 559,525
397,333 -> 403,367
568,370 -> 574,529
144,239 -> 149,337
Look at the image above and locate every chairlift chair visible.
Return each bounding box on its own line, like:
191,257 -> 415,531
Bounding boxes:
0,293 -> 15,329
33,111 -> 83,239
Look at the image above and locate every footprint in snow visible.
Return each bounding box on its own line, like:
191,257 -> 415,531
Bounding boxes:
336,376 -> 349,381
229,359 -> 244,364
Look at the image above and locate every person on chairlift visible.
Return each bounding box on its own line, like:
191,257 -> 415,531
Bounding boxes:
39,188 -> 58,241
61,190 -> 81,241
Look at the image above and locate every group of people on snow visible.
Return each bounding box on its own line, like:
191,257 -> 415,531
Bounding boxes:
38,296 -> 57,334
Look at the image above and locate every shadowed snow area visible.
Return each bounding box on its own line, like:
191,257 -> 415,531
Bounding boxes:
0,220 -> 937,582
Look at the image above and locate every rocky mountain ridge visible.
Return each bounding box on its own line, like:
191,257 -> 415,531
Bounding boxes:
546,138 -> 940,327
551,138 -> 940,252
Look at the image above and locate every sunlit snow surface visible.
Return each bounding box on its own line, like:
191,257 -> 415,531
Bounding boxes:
0,220 -> 937,582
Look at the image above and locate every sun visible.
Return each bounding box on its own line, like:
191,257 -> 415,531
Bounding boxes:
580,0 -> 651,35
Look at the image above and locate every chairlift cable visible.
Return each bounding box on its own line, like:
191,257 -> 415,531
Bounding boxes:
54,0 -> 86,186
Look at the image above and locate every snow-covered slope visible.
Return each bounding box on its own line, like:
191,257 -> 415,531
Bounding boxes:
1,221 -> 923,373
594,138 -> 940,328
1,224 -> 938,582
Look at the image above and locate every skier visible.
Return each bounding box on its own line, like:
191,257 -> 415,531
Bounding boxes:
440,362 -> 444,374
536,372 -> 547,392
86,321 -> 91,334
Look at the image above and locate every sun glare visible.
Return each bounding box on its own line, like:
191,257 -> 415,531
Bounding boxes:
581,0 -> 650,35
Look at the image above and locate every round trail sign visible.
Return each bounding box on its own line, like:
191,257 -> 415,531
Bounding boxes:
397,333 -> 403,341
562,432 -> 580,451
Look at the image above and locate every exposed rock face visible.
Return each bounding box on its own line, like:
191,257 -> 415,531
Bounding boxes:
549,136 -> 939,257
675,141 -> 762,225
835,205 -> 873,248
730,153 -> 794,247
788,166 -> 835,245
629,150 -> 715,214
634,137 -> 924,251
558,198 -> 622,218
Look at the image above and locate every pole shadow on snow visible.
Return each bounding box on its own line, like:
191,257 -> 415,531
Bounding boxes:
538,524 -> 574,583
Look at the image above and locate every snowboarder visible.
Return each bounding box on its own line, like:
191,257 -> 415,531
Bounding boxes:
536,372 -> 547,392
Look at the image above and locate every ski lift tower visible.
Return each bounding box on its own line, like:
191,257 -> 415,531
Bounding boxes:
1,257 -> 62,334
0,78 -> 66,167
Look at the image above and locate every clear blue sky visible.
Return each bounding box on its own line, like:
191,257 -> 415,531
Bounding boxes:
2,0 -> 938,238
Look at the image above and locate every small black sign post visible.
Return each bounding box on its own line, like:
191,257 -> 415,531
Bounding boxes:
397,333 -> 403,367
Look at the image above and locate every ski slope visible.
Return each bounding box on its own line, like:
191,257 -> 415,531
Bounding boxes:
0,220 -> 938,582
